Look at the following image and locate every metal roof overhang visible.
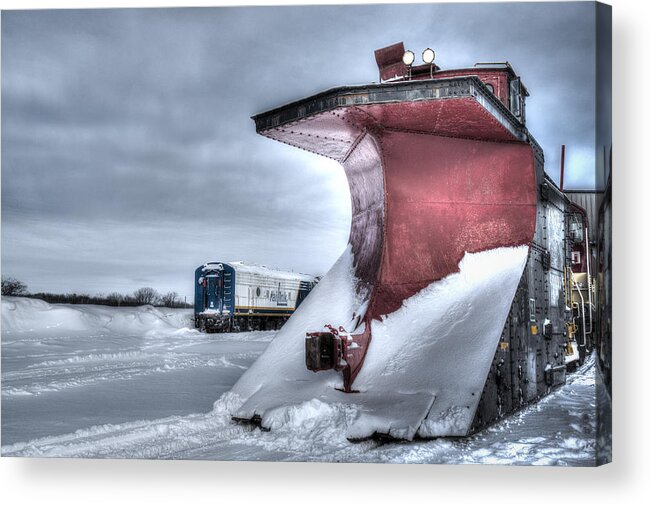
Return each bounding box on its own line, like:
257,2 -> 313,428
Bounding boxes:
252,76 -> 542,163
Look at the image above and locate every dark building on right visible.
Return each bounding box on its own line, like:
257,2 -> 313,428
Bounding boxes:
563,182 -> 611,465
563,1 -> 611,465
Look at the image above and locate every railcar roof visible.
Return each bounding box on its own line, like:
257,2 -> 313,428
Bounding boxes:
203,261 -> 316,282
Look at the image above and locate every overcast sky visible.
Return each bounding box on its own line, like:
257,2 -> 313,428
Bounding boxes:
1,2 -> 601,300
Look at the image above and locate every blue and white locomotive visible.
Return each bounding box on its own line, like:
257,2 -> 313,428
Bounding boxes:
194,262 -> 317,333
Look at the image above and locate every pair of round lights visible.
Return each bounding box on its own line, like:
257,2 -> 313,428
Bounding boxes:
402,48 -> 436,66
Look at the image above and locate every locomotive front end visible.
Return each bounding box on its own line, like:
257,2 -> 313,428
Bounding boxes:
194,263 -> 232,333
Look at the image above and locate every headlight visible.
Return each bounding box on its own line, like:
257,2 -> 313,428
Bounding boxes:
402,50 -> 415,66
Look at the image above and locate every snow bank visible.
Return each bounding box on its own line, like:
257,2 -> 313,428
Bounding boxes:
2,297 -> 95,334
1,296 -> 194,337
229,245 -> 529,440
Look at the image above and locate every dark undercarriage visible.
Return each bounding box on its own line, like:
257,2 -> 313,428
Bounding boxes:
195,313 -> 289,333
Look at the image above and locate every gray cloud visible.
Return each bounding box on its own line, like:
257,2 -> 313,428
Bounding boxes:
2,3 -> 600,298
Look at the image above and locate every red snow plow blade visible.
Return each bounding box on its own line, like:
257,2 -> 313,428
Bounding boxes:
253,70 -> 537,392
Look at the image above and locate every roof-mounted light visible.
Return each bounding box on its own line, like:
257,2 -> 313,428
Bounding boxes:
422,48 -> 435,64
402,50 -> 415,66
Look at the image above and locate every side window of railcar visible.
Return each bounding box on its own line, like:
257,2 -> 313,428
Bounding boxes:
509,77 -> 525,122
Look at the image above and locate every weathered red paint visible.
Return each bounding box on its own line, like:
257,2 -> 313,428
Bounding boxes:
256,61 -> 537,391
372,132 -> 536,316
569,202 -> 590,274
263,98 -> 520,154
409,67 -> 518,108
374,42 -> 409,82
370,41 -> 523,108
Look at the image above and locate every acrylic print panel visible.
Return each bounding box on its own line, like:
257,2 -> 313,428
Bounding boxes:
1,1 -> 612,465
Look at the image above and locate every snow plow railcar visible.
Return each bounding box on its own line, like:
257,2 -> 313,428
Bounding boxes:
227,42 -> 583,440
194,262 -> 317,333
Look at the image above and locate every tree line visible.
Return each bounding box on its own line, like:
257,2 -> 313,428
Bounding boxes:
1,276 -> 191,308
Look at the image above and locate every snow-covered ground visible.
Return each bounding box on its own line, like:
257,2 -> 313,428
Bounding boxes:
1,296 -> 596,465
1,297 -> 272,447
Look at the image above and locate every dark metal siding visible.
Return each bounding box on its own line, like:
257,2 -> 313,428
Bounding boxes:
471,167 -> 571,432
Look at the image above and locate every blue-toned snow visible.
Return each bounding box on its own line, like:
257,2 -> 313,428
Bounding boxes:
1,296 -> 596,465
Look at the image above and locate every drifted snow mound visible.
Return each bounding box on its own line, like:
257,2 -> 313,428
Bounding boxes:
229,245 -> 529,440
1,296 -> 194,337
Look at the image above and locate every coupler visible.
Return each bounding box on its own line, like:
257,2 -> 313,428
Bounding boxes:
305,324 -> 371,392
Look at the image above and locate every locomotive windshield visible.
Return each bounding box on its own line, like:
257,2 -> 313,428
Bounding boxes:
203,272 -> 223,312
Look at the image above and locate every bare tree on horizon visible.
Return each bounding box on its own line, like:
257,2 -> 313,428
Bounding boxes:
1,276 -> 28,296
132,287 -> 160,306
160,291 -> 179,308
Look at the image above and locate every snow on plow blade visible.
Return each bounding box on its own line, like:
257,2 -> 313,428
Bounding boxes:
229,60 -> 538,439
